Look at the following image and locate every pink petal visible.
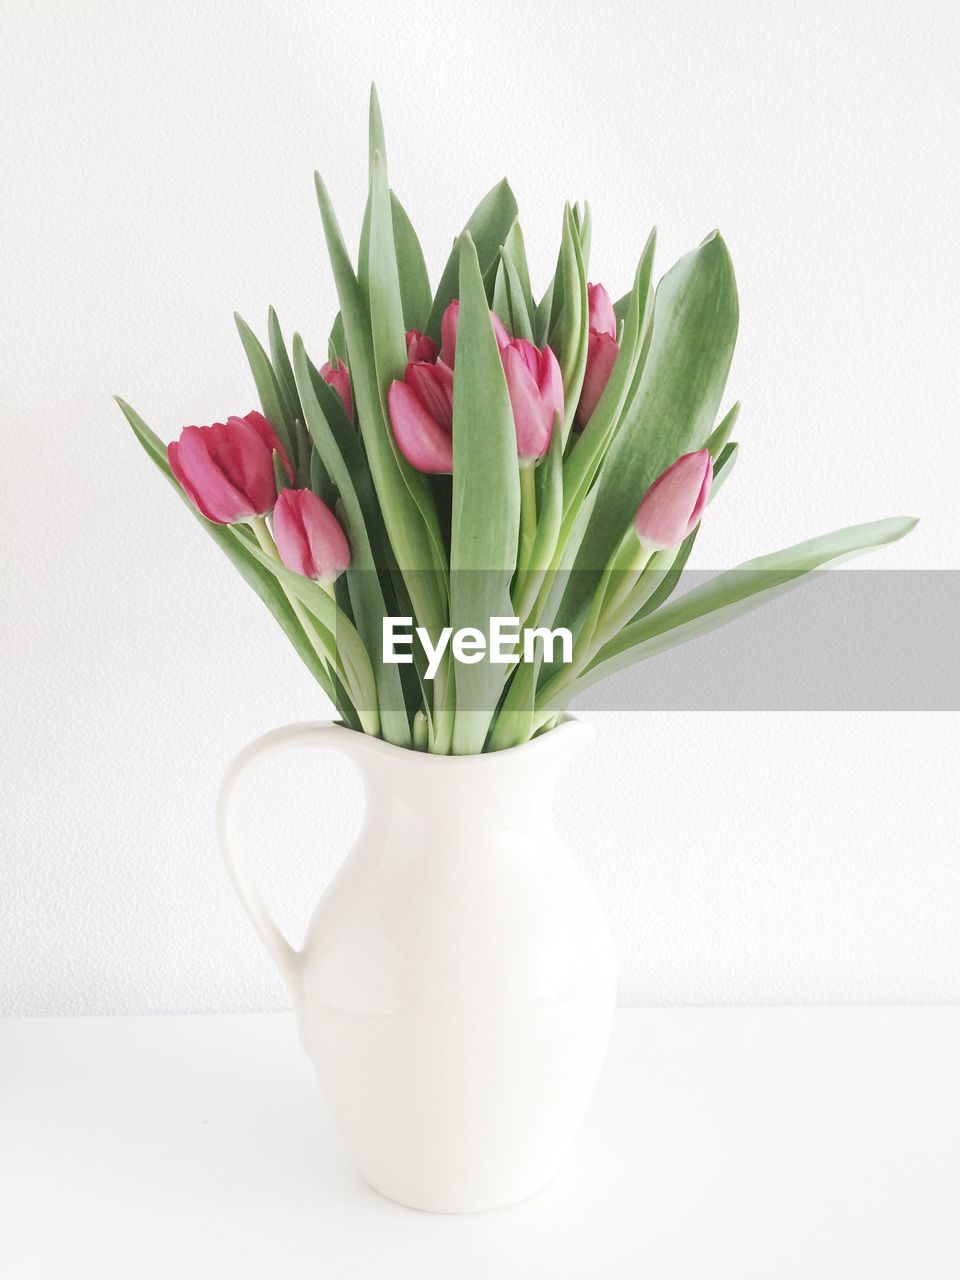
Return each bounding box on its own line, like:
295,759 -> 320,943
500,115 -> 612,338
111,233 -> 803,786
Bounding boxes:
537,344 -> 565,425
587,282 -> 617,339
243,410 -> 293,483
168,439 -> 204,513
633,449 -> 714,549
406,360 -> 454,430
221,417 -> 279,516
303,492 -> 351,581
502,344 -> 553,460
439,300 -> 460,367
274,489 -> 350,582
405,329 -> 439,363
575,331 -> 619,427
440,298 -> 511,367
388,380 -> 454,473
273,488 -> 314,577
321,359 -> 353,420
173,426 -> 254,523
506,338 -> 541,380
490,309 -> 510,348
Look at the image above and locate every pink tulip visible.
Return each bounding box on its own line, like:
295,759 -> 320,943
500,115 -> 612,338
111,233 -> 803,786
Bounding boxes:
587,282 -> 617,339
439,299 -> 510,368
575,330 -> 620,428
320,358 -> 353,420
574,283 -> 620,429
633,449 -> 713,550
168,411 -> 292,525
273,488 -> 351,583
387,360 -> 455,473
500,338 -> 564,462
405,329 -> 438,363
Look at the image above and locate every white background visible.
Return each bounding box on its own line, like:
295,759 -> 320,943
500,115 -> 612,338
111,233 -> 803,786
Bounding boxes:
2,0 -> 957,1015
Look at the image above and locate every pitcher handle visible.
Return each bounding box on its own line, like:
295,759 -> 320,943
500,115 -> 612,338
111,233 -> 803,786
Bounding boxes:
217,721 -> 361,994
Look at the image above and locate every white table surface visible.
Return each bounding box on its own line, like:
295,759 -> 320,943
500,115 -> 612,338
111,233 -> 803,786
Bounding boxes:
1,1008 -> 956,1278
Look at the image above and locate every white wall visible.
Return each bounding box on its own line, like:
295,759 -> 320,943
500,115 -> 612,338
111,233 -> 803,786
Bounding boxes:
1,0 -> 957,1014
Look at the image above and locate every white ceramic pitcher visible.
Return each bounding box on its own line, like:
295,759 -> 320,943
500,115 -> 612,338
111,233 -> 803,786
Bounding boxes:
217,717 -> 616,1213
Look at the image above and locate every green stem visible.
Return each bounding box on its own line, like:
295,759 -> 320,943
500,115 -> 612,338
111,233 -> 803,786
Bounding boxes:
251,516 -> 330,667
412,710 -> 430,752
589,561 -> 663,654
428,655 -> 456,754
518,464 -> 538,574
597,538 -> 654,627
251,517 -> 379,736
532,535 -> 653,723
517,492 -> 585,637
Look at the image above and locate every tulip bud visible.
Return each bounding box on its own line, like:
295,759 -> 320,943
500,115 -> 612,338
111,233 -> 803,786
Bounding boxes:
320,358 -> 353,420
273,488 -> 351,584
575,330 -> 619,428
439,299 -> 510,368
405,329 -> 438,363
168,411 -> 292,525
633,449 -> 713,550
587,282 -> 617,339
500,338 -> 564,462
387,360 -> 455,473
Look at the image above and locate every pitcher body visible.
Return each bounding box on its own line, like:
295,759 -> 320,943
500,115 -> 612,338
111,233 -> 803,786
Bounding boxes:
219,718 -> 616,1213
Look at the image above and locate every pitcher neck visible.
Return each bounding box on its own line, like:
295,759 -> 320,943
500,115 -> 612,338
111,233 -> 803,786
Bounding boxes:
348,718 -> 594,823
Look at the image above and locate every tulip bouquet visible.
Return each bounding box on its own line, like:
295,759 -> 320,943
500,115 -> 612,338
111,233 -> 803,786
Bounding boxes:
118,89 -> 914,754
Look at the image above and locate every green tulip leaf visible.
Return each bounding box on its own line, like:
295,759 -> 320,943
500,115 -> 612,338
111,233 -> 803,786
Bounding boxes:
550,205 -> 589,443
317,154 -> 453,748
628,529 -> 701,625
533,279 -> 555,346
556,232 -> 739,634
492,257 -> 510,332
313,174 -> 448,586
425,178 -> 519,339
309,445 -> 337,509
357,190 -> 432,335
235,313 -> 299,472
390,191 -> 432,332
706,400 -> 741,458
572,516 -> 918,697
267,307 -> 302,441
502,251 -> 534,341
292,336 -> 412,747
362,152 -> 456,747
512,421 -> 564,622
501,218 -> 534,316
709,440 -> 739,500
563,228 -> 657,511
367,151 -> 409,388
328,312 -> 346,366
573,201 -> 592,273
272,450 -> 289,494
449,233 -> 522,754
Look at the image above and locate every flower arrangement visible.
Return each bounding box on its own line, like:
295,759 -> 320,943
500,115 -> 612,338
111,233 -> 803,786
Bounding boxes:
118,89 -> 915,755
